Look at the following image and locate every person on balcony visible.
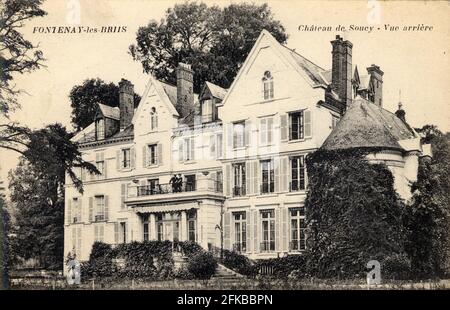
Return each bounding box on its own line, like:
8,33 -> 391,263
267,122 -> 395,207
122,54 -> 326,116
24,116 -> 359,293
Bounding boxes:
176,174 -> 183,192
169,174 -> 178,193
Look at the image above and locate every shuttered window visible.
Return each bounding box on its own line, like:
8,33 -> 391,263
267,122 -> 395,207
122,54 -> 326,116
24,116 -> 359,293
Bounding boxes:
290,155 -> 307,191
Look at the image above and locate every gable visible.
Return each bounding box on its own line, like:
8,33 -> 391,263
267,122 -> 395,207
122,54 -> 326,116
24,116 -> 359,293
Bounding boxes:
222,30 -> 327,109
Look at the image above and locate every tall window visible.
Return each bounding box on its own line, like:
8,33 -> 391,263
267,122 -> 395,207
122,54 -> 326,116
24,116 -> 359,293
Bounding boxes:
94,195 -> 105,221
95,118 -> 105,140
233,212 -> 247,252
150,107 -> 158,130
96,160 -> 104,179
188,211 -> 197,242
259,117 -> 273,145
148,144 -> 157,165
261,210 -> 275,252
233,163 -> 246,197
202,99 -> 213,123
185,174 -> 196,192
157,222 -> 163,241
261,160 -> 274,194
72,198 -> 81,223
290,208 -> 306,251
262,71 -> 274,100
289,111 -> 304,140
145,178 -> 159,195
183,137 -> 195,161
233,121 -> 245,149
120,222 -> 127,243
291,156 -> 306,191
122,148 -> 131,168
216,133 -> 223,158
143,222 -> 149,241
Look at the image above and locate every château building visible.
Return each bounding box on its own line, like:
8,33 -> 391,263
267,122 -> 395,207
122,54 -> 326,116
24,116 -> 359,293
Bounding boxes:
64,31 -> 430,262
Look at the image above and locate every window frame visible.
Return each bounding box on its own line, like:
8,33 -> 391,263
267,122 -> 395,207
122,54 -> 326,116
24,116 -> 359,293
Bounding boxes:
232,163 -> 246,197
290,155 -> 307,192
94,195 -> 105,222
233,212 -> 247,252
260,159 -> 275,194
262,71 -> 274,100
147,144 -> 158,166
289,208 -> 306,251
121,148 -> 131,169
233,121 -> 246,149
289,111 -> 304,141
260,210 -> 276,252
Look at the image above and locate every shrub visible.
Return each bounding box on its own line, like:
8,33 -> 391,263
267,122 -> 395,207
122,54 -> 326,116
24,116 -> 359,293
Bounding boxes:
187,252 -> 217,280
382,253 -> 411,280
115,241 -> 174,279
255,254 -> 308,279
222,250 -> 256,277
89,242 -> 113,260
174,240 -> 204,258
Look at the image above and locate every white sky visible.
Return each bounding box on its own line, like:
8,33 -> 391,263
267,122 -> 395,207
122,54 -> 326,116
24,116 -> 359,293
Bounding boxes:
1,0 -> 449,190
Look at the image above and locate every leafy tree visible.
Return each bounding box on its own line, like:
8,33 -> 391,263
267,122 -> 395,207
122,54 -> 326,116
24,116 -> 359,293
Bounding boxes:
405,126 -> 450,278
129,2 -> 288,93
8,159 -> 64,269
69,78 -> 141,130
1,196 -> 9,288
0,0 -> 46,115
304,149 -> 407,279
8,124 -> 98,269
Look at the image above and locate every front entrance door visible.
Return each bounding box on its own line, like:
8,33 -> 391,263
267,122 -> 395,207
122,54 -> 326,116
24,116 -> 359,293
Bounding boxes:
164,222 -> 174,241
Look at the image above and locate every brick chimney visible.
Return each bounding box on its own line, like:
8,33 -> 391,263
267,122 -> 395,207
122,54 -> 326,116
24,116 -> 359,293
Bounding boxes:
176,62 -> 194,118
119,78 -> 134,130
367,64 -> 384,107
331,35 -> 353,107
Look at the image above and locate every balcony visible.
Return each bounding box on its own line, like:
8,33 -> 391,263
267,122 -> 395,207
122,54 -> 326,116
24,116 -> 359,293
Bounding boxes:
126,175 -> 224,206
136,182 -> 196,197
260,241 -> 275,252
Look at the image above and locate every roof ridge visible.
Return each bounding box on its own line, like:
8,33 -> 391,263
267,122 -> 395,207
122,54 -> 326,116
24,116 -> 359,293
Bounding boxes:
281,44 -> 325,71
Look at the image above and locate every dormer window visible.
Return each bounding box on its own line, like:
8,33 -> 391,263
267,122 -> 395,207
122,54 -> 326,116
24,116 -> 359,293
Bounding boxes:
95,118 -> 105,140
150,107 -> 158,130
262,71 -> 274,100
202,99 -> 213,123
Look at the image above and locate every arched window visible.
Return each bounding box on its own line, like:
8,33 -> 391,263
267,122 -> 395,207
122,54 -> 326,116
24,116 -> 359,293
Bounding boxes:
150,107 -> 158,130
262,71 -> 274,100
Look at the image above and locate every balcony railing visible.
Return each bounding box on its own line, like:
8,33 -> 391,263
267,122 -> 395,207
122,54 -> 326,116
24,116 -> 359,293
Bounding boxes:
136,182 -> 196,197
233,242 -> 247,253
233,186 -> 246,197
260,241 -> 275,252
289,240 -> 306,252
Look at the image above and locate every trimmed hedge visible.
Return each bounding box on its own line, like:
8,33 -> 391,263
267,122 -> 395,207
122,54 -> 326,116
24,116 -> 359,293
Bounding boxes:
187,252 -> 217,280
221,250 -> 256,277
80,240 -> 217,281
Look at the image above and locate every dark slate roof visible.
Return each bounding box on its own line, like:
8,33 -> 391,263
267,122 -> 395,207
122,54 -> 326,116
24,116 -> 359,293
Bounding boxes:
282,45 -> 328,87
205,81 -> 227,100
98,103 -> 120,120
110,124 -> 134,139
322,97 -> 416,151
